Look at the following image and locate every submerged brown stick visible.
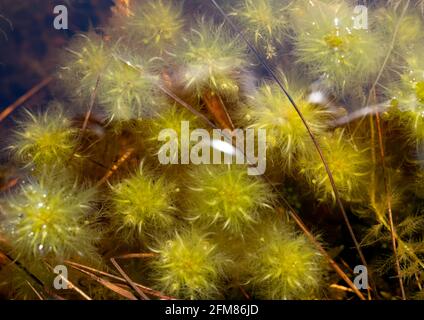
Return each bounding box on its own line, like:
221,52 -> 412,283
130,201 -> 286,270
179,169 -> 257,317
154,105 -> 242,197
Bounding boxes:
110,257 -> 150,300
66,263 -> 137,300
82,76 -> 101,132
203,90 -> 235,130
97,147 -> 135,186
0,76 -> 53,123
65,260 -> 175,300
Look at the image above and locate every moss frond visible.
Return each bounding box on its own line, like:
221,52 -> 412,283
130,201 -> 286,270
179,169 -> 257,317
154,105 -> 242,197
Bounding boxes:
387,50 -> 424,144
1,169 -> 100,261
149,229 -> 228,299
176,19 -> 248,100
298,129 -> 371,202
242,218 -> 327,299
241,79 -> 332,170
184,165 -> 274,234
59,32 -> 112,103
109,166 -> 178,242
230,0 -> 290,59
97,50 -> 164,122
111,0 -> 185,55
145,103 -> 205,161
9,104 -> 77,169
291,0 -> 385,92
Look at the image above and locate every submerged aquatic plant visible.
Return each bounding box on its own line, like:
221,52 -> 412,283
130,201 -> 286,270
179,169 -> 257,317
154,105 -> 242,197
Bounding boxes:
241,80 -> 332,170
230,0 -> 291,59
59,33 -> 111,103
242,218 -> 326,299
291,0 -> 385,92
185,165 -> 273,234
9,104 -> 77,169
111,0 -> 185,54
3,0 -> 424,301
387,51 -> 424,144
298,130 -> 371,202
145,103 -> 205,161
176,19 -> 248,100
1,169 -> 99,261
97,51 -> 164,122
149,230 -> 227,299
109,166 -> 178,242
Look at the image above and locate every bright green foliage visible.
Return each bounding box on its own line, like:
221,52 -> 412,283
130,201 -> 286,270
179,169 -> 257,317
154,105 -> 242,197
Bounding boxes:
242,81 -> 332,170
98,52 -> 163,122
185,165 -> 273,233
60,33 -> 111,102
112,0 -> 185,54
110,167 -> 178,242
176,20 -> 248,100
145,104 -> 205,160
3,0 -> 424,301
298,130 -> 371,202
291,0 -> 385,92
243,219 -> 326,299
9,105 -> 77,169
231,0 -> 290,59
388,52 -> 424,144
1,170 -> 99,261
150,230 -> 227,299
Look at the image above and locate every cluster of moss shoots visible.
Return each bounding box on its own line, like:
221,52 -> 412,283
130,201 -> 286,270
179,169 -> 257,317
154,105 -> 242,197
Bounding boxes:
1,0 -> 424,300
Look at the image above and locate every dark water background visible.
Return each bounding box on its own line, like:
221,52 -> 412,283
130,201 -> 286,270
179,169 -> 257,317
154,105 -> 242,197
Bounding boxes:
0,0 -> 113,114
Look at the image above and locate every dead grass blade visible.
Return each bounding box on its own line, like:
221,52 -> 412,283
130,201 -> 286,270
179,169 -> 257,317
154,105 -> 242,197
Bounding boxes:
110,257 -> 150,300
113,253 -> 158,259
26,280 -> 44,300
66,263 -> 137,300
0,178 -> 18,192
203,90 -> 235,130
65,260 -> 175,300
44,262 -> 92,300
82,75 -> 101,132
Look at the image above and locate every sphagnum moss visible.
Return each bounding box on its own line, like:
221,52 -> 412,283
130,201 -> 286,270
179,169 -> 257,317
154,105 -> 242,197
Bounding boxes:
291,0 -> 385,92
184,165 -> 274,234
240,79 -> 333,170
9,104 -> 78,170
175,19 -> 249,101
230,0 -> 291,59
109,166 -> 178,243
149,230 -> 228,299
1,169 -> 100,261
3,0 -> 424,301
242,218 -> 327,300
298,130 -> 371,203
110,0 -> 185,55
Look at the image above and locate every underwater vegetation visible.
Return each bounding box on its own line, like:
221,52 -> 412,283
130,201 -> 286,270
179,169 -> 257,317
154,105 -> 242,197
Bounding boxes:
1,0 -> 424,301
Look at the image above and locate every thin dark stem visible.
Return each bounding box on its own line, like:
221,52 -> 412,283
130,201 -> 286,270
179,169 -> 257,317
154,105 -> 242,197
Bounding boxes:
82,76 -> 101,132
